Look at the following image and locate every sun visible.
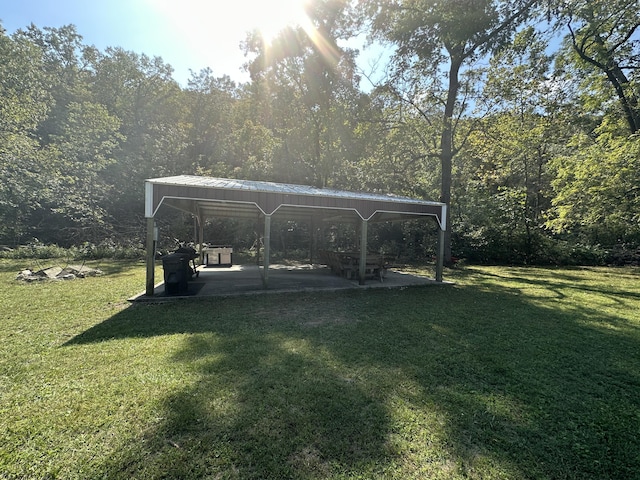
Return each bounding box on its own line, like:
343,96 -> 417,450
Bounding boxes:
151,0 -> 311,43
148,0 -> 317,80
244,0 -> 311,43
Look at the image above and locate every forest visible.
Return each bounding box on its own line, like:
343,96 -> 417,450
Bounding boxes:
1,0 -> 638,265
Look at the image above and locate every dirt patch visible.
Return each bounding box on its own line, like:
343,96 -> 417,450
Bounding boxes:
288,446 -> 331,476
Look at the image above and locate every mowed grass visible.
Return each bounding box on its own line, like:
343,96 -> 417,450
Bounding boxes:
1,259 -> 639,479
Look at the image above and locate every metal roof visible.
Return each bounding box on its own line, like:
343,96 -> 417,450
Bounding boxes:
146,175 -> 446,228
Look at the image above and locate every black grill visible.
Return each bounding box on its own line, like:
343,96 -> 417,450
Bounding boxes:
162,246 -> 198,295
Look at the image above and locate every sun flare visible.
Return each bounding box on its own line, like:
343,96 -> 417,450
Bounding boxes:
245,0 -> 311,43
151,0 -> 311,43
149,0 -> 317,79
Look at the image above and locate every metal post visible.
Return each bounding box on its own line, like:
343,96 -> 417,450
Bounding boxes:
193,215 -> 198,246
198,215 -> 204,266
309,216 -> 316,264
262,214 -> 271,288
145,217 -> 156,296
436,225 -> 445,282
359,219 -> 368,285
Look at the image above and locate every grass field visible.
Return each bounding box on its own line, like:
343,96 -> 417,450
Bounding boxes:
1,259 -> 639,479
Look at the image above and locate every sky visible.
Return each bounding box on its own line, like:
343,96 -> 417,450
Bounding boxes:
1,0 -> 350,87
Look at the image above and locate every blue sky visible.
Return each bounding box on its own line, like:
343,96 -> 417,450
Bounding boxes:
1,0 -> 387,89
1,0 -> 386,89
0,0 -> 291,86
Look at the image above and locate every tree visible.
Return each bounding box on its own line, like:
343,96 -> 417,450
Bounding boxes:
0,25 -> 54,245
547,131 -> 640,246
245,0 -> 365,188
183,69 -> 242,176
355,86 -> 441,198
553,0 -> 640,134
8,24 -> 132,244
453,27 -> 574,262
364,0 -> 538,263
42,101 -> 123,243
90,47 -> 185,235
541,1 -> 640,256
13,24 -> 94,142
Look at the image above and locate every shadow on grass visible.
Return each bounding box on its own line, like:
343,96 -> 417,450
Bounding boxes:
68,297 -> 394,478
469,267 -> 640,327
66,274 -> 640,479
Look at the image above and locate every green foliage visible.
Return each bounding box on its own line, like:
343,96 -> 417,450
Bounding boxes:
0,240 -> 145,260
0,241 -> 70,259
364,0 -> 539,263
44,101 -> 123,240
245,1 -> 368,188
0,31 -> 51,134
450,28 -> 574,265
0,28 -> 54,245
548,132 -> 640,246
553,0 -> 640,133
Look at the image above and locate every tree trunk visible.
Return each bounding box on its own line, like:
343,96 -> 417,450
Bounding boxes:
571,30 -> 640,134
439,56 -> 462,265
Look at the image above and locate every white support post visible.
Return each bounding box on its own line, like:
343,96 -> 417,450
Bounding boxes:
262,214 -> 272,288
193,215 -> 198,246
145,216 -> 156,296
198,215 -> 204,266
359,219 -> 368,285
436,225 -> 445,283
309,216 -> 316,265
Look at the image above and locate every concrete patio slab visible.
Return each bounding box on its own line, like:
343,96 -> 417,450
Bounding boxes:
130,263 -> 444,302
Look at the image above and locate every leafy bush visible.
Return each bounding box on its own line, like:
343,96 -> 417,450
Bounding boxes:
453,229 -> 610,266
605,244 -> 640,266
536,240 -> 608,266
0,240 -> 69,259
0,239 -> 145,260
73,240 -> 145,260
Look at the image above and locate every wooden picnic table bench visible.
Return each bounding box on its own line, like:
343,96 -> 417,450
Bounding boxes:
319,250 -> 388,281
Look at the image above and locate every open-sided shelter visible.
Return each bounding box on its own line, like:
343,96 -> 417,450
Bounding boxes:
144,175 -> 447,296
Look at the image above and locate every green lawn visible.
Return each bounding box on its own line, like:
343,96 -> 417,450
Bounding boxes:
1,259 -> 639,479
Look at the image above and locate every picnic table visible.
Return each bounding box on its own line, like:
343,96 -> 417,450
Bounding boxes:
319,250 -> 388,281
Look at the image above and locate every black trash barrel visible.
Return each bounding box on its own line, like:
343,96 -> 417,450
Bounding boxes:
162,253 -> 190,295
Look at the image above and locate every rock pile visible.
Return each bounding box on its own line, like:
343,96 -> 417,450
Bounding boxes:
16,265 -> 103,282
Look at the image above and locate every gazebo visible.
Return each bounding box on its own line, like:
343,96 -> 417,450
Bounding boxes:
144,175 -> 447,296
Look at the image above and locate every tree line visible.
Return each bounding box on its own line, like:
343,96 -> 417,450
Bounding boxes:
1,0 -> 638,265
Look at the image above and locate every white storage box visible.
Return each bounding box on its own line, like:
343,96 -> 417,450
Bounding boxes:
203,246 -> 233,266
